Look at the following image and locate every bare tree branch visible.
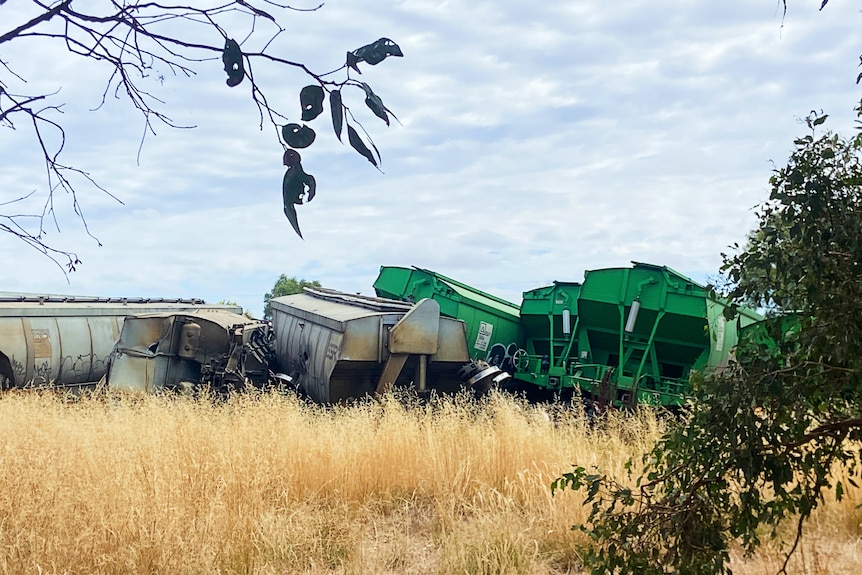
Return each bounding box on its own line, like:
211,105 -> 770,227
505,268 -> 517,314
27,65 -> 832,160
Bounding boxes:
1,0 -> 401,267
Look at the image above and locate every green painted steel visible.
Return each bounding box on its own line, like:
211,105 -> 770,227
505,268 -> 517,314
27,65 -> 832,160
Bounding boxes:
372,262 -> 762,407
373,266 -> 524,369
512,262 -> 762,407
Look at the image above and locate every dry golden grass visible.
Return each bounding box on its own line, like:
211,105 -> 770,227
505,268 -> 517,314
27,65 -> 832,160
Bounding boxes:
0,390 -> 859,575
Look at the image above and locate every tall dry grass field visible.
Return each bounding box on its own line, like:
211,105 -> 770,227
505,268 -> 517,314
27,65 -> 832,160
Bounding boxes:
0,391 -> 860,575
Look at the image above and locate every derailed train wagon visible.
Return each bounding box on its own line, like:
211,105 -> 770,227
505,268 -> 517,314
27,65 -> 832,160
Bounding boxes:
270,288 -> 505,403
510,262 -> 762,406
0,295 -> 240,389
105,309 -> 273,393
373,266 -> 524,375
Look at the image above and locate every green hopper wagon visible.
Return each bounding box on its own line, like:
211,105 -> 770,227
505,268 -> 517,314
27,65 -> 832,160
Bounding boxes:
373,266 -> 524,374
512,262 -> 762,407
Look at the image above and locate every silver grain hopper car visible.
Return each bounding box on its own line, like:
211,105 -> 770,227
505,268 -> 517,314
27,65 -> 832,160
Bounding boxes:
0,295 -> 240,389
105,309 -> 272,393
270,288 -> 506,403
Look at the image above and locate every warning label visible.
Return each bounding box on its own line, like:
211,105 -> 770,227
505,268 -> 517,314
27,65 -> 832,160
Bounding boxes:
474,321 -> 493,352
32,329 -> 52,358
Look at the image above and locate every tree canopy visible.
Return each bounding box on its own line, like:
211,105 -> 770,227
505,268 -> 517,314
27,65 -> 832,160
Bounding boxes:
552,106 -> 862,574
1,1 -> 401,271
263,274 -> 321,319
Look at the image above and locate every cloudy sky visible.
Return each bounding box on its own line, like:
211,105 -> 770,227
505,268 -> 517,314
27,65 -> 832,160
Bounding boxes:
2,1 -> 860,316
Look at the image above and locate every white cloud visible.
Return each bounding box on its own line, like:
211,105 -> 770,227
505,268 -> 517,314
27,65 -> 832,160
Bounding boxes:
2,0 -> 860,316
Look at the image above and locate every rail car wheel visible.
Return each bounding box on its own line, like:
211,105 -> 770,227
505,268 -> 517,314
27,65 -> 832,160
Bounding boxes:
457,360 -> 510,396
512,349 -> 529,371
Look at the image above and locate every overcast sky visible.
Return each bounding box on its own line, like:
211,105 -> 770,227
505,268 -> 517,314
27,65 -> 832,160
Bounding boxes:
2,1 -> 861,316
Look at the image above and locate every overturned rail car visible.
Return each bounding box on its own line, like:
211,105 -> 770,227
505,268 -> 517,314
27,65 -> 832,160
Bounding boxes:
105,309 -> 272,393
0,296 -> 240,389
270,288 -> 505,403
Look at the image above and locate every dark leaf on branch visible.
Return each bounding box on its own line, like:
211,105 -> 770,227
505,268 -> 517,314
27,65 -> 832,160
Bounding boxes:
351,38 -> 403,67
282,150 -> 316,239
282,123 -> 316,148
360,82 -> 389,125
347,125 -> 377,167
222,38 -> 245,87
330,90 -> 343,141
300,85 -> 325,121
1,2 -> 404,264
283,203 -> 302,238
346,51 -> 362,74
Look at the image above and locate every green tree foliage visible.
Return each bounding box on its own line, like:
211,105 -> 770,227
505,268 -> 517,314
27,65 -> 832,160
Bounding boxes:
263,275 -> 321,319
552,108 -> 862,574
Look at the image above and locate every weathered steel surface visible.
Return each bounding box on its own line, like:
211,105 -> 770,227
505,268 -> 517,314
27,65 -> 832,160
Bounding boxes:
271,288 -> 469,403
106,309 -> 271,393
0,297 -> 241,389
388,299 -> 440,355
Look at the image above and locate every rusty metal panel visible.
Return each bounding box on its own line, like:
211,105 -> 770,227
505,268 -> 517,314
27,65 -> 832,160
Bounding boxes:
388,299 -> 440,355
434,319 -> 470,363
108,353 -> 157,392
341,316 -> 387,360
106,310 -> 266,392
114,316 -> 174,357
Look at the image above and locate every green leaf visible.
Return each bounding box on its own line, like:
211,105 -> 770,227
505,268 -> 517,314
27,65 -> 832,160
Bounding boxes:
352,38 -> 403,67
282,123 -> 316,149
789,169 -> 804,185
813,114 -> 829,126
330,89 -> 343,141
299,85 -> 325,121
222,38 -> 244,87
347,124 -> 377,167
